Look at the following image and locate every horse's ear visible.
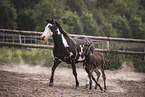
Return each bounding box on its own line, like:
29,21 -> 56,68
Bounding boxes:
46,18 -> 49,22
51,18 -> 54,24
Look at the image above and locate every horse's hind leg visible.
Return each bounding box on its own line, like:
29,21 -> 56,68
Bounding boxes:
49,58 -> 61,86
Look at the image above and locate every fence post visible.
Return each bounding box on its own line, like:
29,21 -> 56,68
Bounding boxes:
107,41 -> 109,50
12,34 -> 14,43
19,32 -> 22,44
3,33 -> 4,42
123,42 -> 126,51
144,43 -> 145,61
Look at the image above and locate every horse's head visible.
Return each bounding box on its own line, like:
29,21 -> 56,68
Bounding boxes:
41,18 -> 57,41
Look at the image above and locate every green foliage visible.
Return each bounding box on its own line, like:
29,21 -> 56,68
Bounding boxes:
0,48 -> 54,67
1,0 -> 145,38
132,57 -> 145,73
32,0 -> 65,31
0,47 -> 22,64
22,48 -> 54,66
104,53 -> 124,70
0,0 -> 17,29
111,15 -> 131,38
17,9 -> 34,30
62,11 -> 83,34
81,10 -> 100,35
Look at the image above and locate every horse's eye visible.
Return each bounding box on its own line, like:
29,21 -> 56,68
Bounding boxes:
48,25 -> 51,28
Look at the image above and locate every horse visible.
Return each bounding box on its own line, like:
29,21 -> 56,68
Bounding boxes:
41,18 -> 103,90
83,44 -> 106,91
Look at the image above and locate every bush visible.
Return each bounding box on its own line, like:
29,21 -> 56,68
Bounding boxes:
0,47 -> 54,66
22,48 -> 54,66
104,53 -> 124,70
132,56 -> 145,73
0,47 -> 22,64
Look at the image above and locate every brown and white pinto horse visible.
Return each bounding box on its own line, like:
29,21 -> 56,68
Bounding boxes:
41,18 -> 103,90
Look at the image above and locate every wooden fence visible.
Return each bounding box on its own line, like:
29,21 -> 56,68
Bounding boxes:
0,29 -> 145,58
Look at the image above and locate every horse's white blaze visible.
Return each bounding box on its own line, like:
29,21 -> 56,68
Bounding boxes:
61,34 -> 69,47
41,23 -> 53,41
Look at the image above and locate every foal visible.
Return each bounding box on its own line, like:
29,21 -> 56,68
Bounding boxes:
83,44 -> 106,91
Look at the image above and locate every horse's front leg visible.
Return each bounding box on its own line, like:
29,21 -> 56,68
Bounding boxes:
71,60 -> 79,89
49,58 -> 61,87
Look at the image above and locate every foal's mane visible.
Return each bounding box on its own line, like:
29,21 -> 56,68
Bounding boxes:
55,20 -> 70,37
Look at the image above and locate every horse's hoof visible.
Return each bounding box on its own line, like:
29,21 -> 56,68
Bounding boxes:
49,83 -> 54,87
95,86 -> 97,89
104,89 -> 107,92
75,86 -> 79,89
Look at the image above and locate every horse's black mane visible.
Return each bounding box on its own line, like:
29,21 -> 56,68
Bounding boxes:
55,20 -> 69,37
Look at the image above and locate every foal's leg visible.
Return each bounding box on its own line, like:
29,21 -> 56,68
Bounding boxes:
94,69 -> 101,89
91,74 -> 103,91
49,58 -> 61,86
101,68 -> 107,91
71,60 -> 79,89
84,67 -> 92,90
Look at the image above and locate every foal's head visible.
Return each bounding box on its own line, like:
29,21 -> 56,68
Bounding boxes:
41,18 -> 58,41
83,44 -> 92,57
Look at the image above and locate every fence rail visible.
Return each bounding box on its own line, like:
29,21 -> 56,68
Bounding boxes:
0,28 -> 145,43
0,29 -> 145,57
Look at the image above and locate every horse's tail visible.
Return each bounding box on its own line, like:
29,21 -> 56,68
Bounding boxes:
85,38 -> 95,53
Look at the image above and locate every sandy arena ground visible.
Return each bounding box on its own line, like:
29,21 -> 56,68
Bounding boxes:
0,63 -> 145,97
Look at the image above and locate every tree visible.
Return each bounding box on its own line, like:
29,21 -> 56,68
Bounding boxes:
61,11 -> 83,34
129,16 -> 145,39
32,0 -> 65,31
66,0 -> 86,16
0,0 -> 17,29
111,15 -> 132,38
81,11 -> 100,36
17,9 -> 34,30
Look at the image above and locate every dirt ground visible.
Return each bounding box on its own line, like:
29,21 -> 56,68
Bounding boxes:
0,64 -> 145,97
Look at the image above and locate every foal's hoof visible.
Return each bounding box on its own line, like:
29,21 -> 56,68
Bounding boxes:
75,86 -> 79,89
49,83 -> 54,87
95,86 -> 97,89
84,84 -> 89,89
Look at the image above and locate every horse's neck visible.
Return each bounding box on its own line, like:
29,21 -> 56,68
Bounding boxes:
55,21 -> 69,37
53,28 -> 70,48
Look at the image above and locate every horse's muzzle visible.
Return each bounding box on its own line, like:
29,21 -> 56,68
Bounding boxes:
41,36 -> 45,41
